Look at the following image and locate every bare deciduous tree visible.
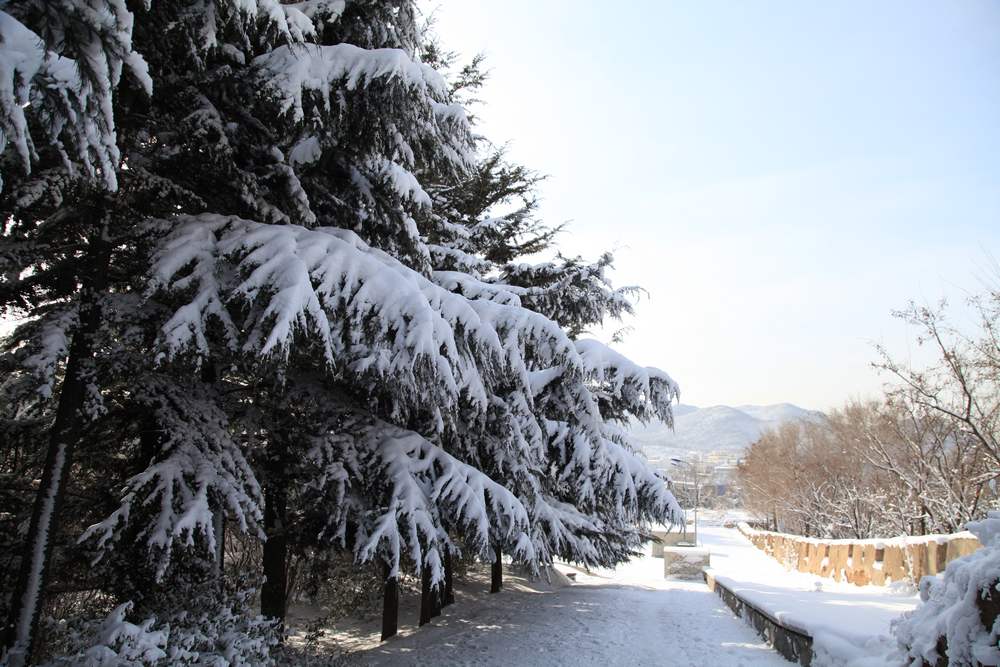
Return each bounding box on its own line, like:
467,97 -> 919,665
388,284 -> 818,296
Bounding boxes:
742,284 -> 1000,539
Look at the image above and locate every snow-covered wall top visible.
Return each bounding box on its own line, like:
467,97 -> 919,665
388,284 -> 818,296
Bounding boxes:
738,522 -> 979,548
737,522 -> 982,586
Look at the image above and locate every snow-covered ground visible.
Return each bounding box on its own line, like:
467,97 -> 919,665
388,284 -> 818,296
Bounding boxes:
349,543 -> 788,666
299,512 -> 923,666
699,519 -> 919,666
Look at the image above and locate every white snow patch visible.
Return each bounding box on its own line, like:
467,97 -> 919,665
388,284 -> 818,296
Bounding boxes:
289,135 -> 321,166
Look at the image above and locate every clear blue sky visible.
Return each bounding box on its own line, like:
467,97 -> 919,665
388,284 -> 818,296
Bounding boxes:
430,0 -> 1000,411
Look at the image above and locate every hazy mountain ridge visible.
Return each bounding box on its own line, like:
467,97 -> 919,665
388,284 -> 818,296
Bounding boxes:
631,402 -> 824,456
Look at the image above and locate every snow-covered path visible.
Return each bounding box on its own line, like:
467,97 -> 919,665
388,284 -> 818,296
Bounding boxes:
354,546 -> 787,666
701,522 -> 918,665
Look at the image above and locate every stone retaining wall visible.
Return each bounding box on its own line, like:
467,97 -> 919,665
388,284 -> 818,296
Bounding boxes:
737,523 -> 981,585
704,571 -> 813,666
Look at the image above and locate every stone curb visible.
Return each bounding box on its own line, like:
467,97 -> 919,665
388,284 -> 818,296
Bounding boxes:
704,569 -> 814,666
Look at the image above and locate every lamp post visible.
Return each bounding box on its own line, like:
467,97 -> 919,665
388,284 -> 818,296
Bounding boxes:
670,457 -> 699,546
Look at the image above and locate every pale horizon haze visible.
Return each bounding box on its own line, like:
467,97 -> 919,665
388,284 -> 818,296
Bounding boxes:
430,0 -> 1000,412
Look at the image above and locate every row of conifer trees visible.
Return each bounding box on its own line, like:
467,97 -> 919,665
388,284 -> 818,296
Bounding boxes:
0,1 -> 681,664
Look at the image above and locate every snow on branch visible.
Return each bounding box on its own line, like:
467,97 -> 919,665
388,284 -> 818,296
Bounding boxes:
149,215 -> 600,430
149,214 -> 509,417
282,0 -> 347,27
432,270 -> 525,307
254,42 -> 449,123
147,220 -> 240,361
468,297 -> 584,393
427,245 -> 492,278
528,493 -> 606,566
530,489 -> 670,568
80,378 -> 263,578
10,306 -> 78,400
253,39 -> 475,181
500,253 -> 637,335
351,157 -> 432,206
0,2 -> 151,191
893,512 -> 1000,666
0,12 -> 44,185
575,338 -> 679,424
311,419 -> 531,581
595,432 -> 683,525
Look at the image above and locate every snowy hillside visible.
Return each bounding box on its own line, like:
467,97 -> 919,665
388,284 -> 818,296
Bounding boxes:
630,403 -> 823,456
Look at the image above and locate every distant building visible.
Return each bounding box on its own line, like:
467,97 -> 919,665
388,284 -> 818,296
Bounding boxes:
710,464 -> 739,496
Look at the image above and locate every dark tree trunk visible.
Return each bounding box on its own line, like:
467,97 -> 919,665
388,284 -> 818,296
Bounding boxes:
419,564 -> 433,626
211,510 -> 226,586
2,218 -> 110,667
202,359 -> 226,590
380,562 -> 399,641
137,415 -> 161,472
443,549 -> 455,607
260,435 -> 288,635
431,575 -> 442,619
490,544 -> 503,593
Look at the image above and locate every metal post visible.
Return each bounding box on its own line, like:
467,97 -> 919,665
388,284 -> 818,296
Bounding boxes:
694,468 -> 701,547
671,457 -> 700,546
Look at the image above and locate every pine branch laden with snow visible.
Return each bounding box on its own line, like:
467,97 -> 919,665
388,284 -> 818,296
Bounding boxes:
253,36 -> 475,171
575,338 -> 679,425
499,253 -> 638,337
254,43 -> 449,124
147,214 -> 501,423
525,492 -> 654,568
36,602 -> 168,667
428,272 -> 683,562
306,415 -> 531,583
359,422 -> 533,582
527,493 -> 604,566
432,270 -> 530,307
525,416 -> 682,561
145,210 -> 682,569
79,377 -> 263,579
510,338 -> 681,534
450,376 -> 683,566
147,213 -> 590,427
37,588 -> 278,667
427,243 -> 493,279
0,1 -> 151,191
0,12 -> 44,187
252,38 -> 475,267
0,306 -> 78,405
279,0 -> 348,34
893,511 -> 1000,666
598,425 -> 684,523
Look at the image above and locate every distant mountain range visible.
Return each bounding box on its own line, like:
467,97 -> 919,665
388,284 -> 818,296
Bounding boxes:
630,403 -> 824,460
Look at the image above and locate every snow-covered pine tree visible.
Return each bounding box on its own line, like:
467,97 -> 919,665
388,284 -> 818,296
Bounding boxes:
131,0 -> 682,620
0,0 -> 317,660
424,139 -> 683,569
2,1 -> 683,662
0,1 -> 157,661
35,0 -> 538,636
